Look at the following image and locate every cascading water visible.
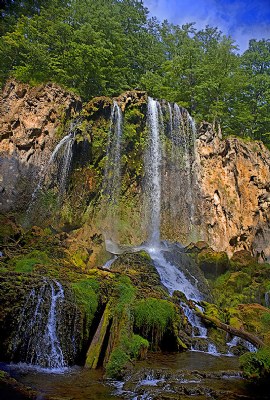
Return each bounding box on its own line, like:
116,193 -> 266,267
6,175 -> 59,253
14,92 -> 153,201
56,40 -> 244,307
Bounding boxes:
103,101 -> 123,205
144,97 -> 162,245
226,336 -> 257,356
173,104 -> 195,225
11,279 -> 70,370
30,132 -> 74,203
102,101 -> 124,242
143,98 -> 214,353
27,122 -> 77,218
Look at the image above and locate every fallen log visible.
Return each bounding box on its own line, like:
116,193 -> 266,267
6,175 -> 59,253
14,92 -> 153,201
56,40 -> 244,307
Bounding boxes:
188,301 -> 265,348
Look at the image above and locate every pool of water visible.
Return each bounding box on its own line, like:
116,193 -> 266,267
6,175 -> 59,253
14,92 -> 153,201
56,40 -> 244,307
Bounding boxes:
0,363 -> 121,400
0,352 -> 268,400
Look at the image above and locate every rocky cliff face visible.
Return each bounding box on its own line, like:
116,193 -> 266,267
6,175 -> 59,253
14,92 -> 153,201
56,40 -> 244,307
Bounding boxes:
196,124 -> 270,259
0,80 -> 81,211
0,81 -> 269,261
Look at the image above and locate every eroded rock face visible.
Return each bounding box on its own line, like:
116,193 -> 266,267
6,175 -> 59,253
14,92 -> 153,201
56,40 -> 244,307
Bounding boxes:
0,81 -> 269,259
196,123 -> 270,259
0,80 -> 81,211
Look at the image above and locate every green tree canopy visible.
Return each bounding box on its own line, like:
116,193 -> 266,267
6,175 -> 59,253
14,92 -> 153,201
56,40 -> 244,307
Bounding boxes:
0,0 -> 269,146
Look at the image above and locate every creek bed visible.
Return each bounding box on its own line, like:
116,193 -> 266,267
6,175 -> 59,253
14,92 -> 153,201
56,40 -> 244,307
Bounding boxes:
0,352 -> 268,400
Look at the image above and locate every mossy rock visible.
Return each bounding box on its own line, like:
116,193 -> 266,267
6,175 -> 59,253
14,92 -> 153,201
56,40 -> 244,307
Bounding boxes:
236,304 -> 270,345
185,241 -> 209,254
240,346 -> 270,382
230,250 -> 257,271
0,214 -> 21,246
197,248 -> 229,279
83,96 -> 113,118
133,297 -> 180,351
112,252 -> 167,299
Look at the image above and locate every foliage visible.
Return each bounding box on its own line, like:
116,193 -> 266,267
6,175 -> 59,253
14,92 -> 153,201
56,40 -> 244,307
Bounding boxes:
0,2 -> 269,145
240,347 -> 270,381
106,333 -> 149,378
133,297 -> 176,348
105,276 -> 148,378
129,334 -> 149,358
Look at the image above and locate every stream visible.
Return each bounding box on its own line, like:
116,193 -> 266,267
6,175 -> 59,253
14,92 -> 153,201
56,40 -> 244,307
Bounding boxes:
1,351 -> 268,400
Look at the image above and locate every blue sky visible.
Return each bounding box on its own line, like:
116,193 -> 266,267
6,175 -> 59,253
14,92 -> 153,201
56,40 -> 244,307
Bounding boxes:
144,0 -> 270,52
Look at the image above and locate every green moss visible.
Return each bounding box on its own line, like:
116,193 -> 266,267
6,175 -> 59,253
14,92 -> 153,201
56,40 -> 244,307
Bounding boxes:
198,249 -> 229,279
71,248 -> 89,269
240,347 -> 270,381
12,250 -> 51,273
129,334 -> 149,359
114,275 -> 136,314
261,312 -> 270,327
106,348 -> 130,379
133,297 -> 176,348
72,278 -> 99,323
230,250 -> 257,271
106,333 -> 149,379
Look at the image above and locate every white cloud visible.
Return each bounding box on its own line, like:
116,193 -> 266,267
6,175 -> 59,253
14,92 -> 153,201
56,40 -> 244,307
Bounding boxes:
144,0 -> 270,52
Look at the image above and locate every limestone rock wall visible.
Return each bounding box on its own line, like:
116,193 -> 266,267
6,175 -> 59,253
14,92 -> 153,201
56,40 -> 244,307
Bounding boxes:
0,81 -> 269,259
196,123 -> 270,259
0,80 -> 81,211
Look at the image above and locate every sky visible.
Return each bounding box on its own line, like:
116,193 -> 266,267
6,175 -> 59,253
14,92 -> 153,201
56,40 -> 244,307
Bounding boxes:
143,0 -> 270,52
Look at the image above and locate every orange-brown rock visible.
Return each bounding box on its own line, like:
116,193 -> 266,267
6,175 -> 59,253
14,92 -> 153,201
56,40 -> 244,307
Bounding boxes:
0,80 -> 81,211
196,123 -> 270,260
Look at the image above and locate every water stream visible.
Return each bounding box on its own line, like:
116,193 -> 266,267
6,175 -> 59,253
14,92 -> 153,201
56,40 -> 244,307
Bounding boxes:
11,279 -> 68,371
144,97 -> 162,245
103,100 -> 123,205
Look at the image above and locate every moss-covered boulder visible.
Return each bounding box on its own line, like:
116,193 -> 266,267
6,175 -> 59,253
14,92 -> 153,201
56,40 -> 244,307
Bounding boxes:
197,248 -> 229,279
230,250 -> 257,271
240,346 -> 270,382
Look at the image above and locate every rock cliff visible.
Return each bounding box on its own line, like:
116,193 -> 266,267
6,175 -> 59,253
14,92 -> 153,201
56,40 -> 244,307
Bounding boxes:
0,80 -> 81,211
196,123 -> 270,259
0,81 -> 269,260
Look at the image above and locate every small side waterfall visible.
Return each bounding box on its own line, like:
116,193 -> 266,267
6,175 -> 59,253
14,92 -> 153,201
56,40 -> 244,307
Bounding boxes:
30,132 -> 74,204
27,122 -> 77,219
226,336 -> 257,355
103,101 -> 123,205
11,279 -> 74,370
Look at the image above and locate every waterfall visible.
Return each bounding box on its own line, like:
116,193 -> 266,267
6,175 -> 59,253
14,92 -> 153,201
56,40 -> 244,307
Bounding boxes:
265,291 -> 270,307
103,101 -> 123,205
30,132 -> 74,202
27,122 -> 77,217
144,97 -> 162,246
226,336 -> 257,355
11,279 -> 69,370
148,247 -> 203,301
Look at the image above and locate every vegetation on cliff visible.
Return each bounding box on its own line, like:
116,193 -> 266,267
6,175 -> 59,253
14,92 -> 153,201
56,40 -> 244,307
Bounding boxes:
0,0 -> 269,146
